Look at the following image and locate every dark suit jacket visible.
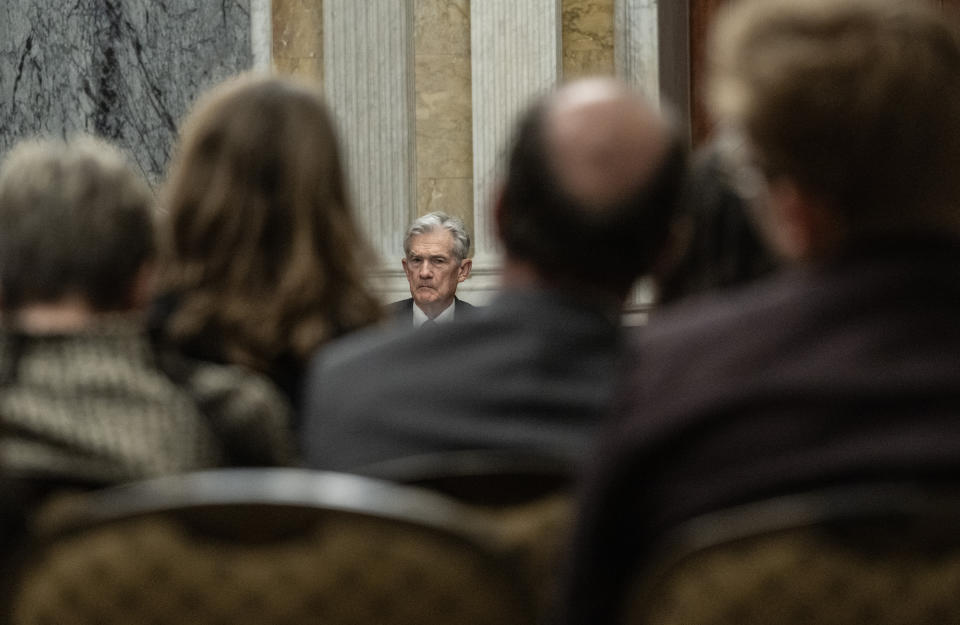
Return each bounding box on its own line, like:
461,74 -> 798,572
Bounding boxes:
386,297 -> 477,326
302,290 -> 624,472
559,235 -> 960,625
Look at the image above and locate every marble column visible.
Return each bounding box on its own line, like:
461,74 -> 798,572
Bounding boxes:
0,1 -> 254,185
252,0 -> 274,71
323,0 -> 416,281
615,0 -> 660,102
469,0 -> 562,300
614,0 -> 661,317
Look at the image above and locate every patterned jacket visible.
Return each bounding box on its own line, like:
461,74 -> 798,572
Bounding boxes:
0,320 -> 296,486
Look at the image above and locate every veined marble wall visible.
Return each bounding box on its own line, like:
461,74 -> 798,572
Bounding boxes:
0,1 -> 254,185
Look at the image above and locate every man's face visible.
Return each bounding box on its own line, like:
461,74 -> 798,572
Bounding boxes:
402,229 -> 472,315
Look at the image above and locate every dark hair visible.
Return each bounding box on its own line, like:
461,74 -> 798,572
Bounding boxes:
158,74 -> 383,371
656,148 -> 778,304
0,137 -> 154,311
498,101 -> 686,295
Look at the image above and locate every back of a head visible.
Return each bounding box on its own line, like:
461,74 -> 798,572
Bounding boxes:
159,73 -> 382,369
709,0 -> 960,237
498,78 -> 685,299
0,137 -> 154,313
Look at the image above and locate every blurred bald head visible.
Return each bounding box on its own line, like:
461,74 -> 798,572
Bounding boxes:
545,78 -> 673,212
498,78 -> 684,300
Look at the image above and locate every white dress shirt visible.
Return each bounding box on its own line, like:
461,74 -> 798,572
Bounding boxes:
412,300 -> 456,327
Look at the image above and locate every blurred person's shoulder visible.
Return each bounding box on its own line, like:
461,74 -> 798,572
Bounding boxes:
647,270 -> 792,343
312,317 -> 420,373
626,268 -> 804,389
155,345 -> 298,466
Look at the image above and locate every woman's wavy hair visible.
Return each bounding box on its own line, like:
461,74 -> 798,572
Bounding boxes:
157,73 -> 382,371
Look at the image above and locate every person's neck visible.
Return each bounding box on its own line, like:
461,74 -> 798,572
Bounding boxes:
415,298 -> 454,320
14,297 -> 108,333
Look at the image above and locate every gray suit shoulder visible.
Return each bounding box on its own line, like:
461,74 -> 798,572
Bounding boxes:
387,298 -> 413,315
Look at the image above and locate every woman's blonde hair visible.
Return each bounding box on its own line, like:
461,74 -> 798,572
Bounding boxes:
158,73 -> 382,371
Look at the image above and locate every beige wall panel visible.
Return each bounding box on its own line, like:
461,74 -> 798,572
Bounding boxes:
416,177 -> 474,232
272,0 -> 323,79
415,0 -> 470,55
415,56 -> 472,178
414,0 -> 473,240
563,0 -> 615,79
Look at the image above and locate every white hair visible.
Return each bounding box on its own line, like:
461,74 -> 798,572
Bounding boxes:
403,211 -> 471,262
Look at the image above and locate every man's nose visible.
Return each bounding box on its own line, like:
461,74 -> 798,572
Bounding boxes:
419,262 -> 433,278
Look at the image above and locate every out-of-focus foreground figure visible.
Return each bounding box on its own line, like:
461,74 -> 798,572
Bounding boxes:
0,136 -> 294,508
152,74 -> 383,413
301,77 -> 685,473
654,143 -> 778,306
559,0 -> 960,623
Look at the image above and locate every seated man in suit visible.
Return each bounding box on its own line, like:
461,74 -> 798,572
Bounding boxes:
390,211 -> 475,326
301,77 -> 685,472
558,1 -> 960,623
0,136 -> 295,492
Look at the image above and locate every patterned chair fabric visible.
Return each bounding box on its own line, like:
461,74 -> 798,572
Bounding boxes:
627,484 -> 960,625
357,449 -> 578,615
9,469 -> 539,625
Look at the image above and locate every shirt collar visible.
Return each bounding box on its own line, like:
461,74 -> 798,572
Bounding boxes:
412,299 -> 456,326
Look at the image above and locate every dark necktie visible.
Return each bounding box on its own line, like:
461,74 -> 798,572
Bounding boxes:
421,319 -> 438,329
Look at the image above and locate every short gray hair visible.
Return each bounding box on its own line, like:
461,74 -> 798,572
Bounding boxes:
0,136 -> 155,311
403,212 -> 471,262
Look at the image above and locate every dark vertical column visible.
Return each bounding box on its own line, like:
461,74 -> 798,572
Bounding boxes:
689,0 -> 731,146
658,0 -> 690,146
90,1 -> 123,140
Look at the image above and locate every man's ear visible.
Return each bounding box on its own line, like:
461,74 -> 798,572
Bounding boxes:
458,258 -> 473,282
128,262 -> 157,311
401,257 -> 410,274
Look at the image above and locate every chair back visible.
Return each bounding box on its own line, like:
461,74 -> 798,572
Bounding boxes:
627,483 -> 960,625
358,450 -> 578,616
358,449 -> 575,506
9,469 -> 537,625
